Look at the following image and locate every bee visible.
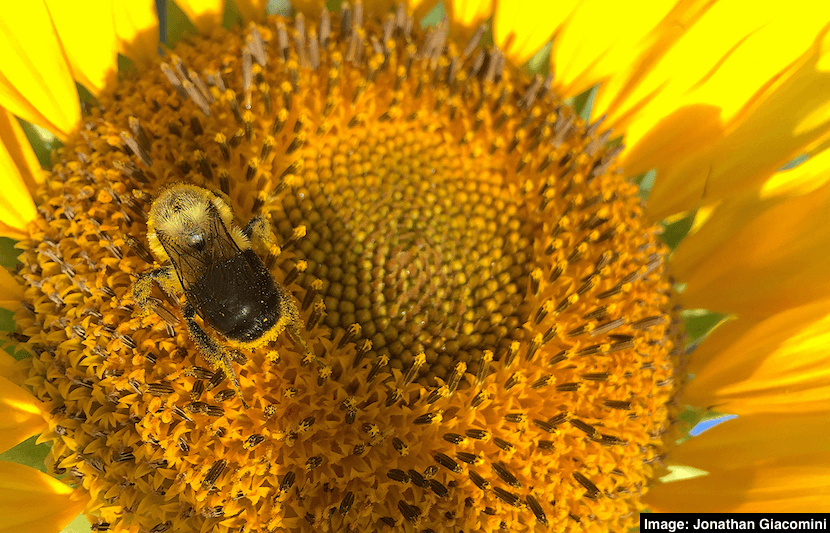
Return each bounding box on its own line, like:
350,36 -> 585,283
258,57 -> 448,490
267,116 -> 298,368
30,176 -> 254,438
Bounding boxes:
131,183 -> 315,407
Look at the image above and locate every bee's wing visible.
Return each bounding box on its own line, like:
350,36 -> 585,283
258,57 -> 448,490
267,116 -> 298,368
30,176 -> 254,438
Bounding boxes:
157,205 -> 241,288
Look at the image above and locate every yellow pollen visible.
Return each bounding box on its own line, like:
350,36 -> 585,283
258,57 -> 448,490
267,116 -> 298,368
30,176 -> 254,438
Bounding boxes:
9,5 -> 687,533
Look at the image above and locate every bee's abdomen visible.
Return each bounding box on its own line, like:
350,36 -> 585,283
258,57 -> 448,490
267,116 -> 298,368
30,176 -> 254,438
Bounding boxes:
187,249 -> 284,344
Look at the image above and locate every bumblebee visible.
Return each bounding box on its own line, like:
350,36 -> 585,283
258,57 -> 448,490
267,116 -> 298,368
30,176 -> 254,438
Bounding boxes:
132,183 -> 312,407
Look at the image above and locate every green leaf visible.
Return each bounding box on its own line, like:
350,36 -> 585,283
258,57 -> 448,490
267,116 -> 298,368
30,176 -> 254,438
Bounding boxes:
0,436 -> 50,473
165,0 -> 198,45
61,514 -> 92,533
682,309 -> 727,347
526,41 -> 551,76
570,84 -> 598,122
659,210 -> 695,250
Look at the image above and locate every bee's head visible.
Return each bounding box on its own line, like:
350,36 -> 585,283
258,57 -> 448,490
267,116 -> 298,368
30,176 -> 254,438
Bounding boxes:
147,184 -> 217,257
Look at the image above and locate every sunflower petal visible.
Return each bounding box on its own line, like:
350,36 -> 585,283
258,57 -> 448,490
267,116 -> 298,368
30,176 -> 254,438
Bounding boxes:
612,3 -> 830,219
493,0 -> 576,65
0,143 -> 37,239
0,376 -> 45,455
0,107 -> 43,197
447,0 -> 493,42
234,0 -> 268,23
0,1 -> 80,139
0,461 -> 86,533
645,455 -> 830,512
45,0 -> 118,94
670,413 -> 830,473
682,299 -> 830,415
551,0 -> 697,98
683,315 -> 755,376
672,162 -> 830,318
0,352 -> 26,386
760,145 -> 830,199
0,267 -> 23,312
175,0 -> 225,33
112,0 -> 160,65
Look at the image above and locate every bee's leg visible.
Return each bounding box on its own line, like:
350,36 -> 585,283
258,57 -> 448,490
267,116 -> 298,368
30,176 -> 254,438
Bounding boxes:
182,303 -> 250,409
286,325 -> 313,361
131,265 -> 175,315
277,287 -> 311,357
243,215 -> 281,268
282,298 -> 330,373
242,215 -> 275,247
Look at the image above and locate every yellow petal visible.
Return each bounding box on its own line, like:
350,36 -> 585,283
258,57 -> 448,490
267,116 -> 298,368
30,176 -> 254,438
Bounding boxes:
0,376 -> 46,455
0,106 -> 43,197
0,351 -> 27,385
45,0 -> 118,94
0,144 -> 37,239
447,0 -> 493,42
0,461 -> 86,533
551,0 -> 694,98
176,0 -> 225,33
0,267 -> 23,311
672,174 -> 830,318
235,0 -> 268,22
0,1 -> 80,139
112,0 -> 160,65
613,3 -> 830,220
760,146 -> 830,199
683,315 -> 755,376
646,455 -> 830,512
493,0 -> 576,65
670,413 -> 830,473
683,299 -> 830,415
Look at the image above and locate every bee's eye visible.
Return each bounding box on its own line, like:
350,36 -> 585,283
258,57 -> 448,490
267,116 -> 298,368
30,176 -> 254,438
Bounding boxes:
188,233 -> 206,251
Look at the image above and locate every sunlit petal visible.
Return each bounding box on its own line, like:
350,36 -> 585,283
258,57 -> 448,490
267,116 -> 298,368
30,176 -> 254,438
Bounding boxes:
592,1 -> 830,220
0,107 -> 43,196
684,315 -> 754,375
683,299 -> 830,415
0,1 -> 80,139
0,267 -> 23,312
446,0 -> 492,42
45,0 -> 118,94
646,455 -> 830,512
112,0 -> 160,65
0,461 -> 86,533
672,168 -> 830,318
760,147 -> 830,199
0,376 -> 46,455
552,0 -> 700,98
0,351 -> 26,386
670,413 -> 830,473
175,0 -> 225,32
493,0 -> 576,65
0,142 -> 37,239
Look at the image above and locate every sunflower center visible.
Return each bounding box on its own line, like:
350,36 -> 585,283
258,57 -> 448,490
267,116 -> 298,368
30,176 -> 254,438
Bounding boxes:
282,109 -> 536,382
13,5 -> 685,533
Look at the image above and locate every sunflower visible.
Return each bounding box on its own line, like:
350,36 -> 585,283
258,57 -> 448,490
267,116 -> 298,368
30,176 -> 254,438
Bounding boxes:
1,0 -> 829,532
